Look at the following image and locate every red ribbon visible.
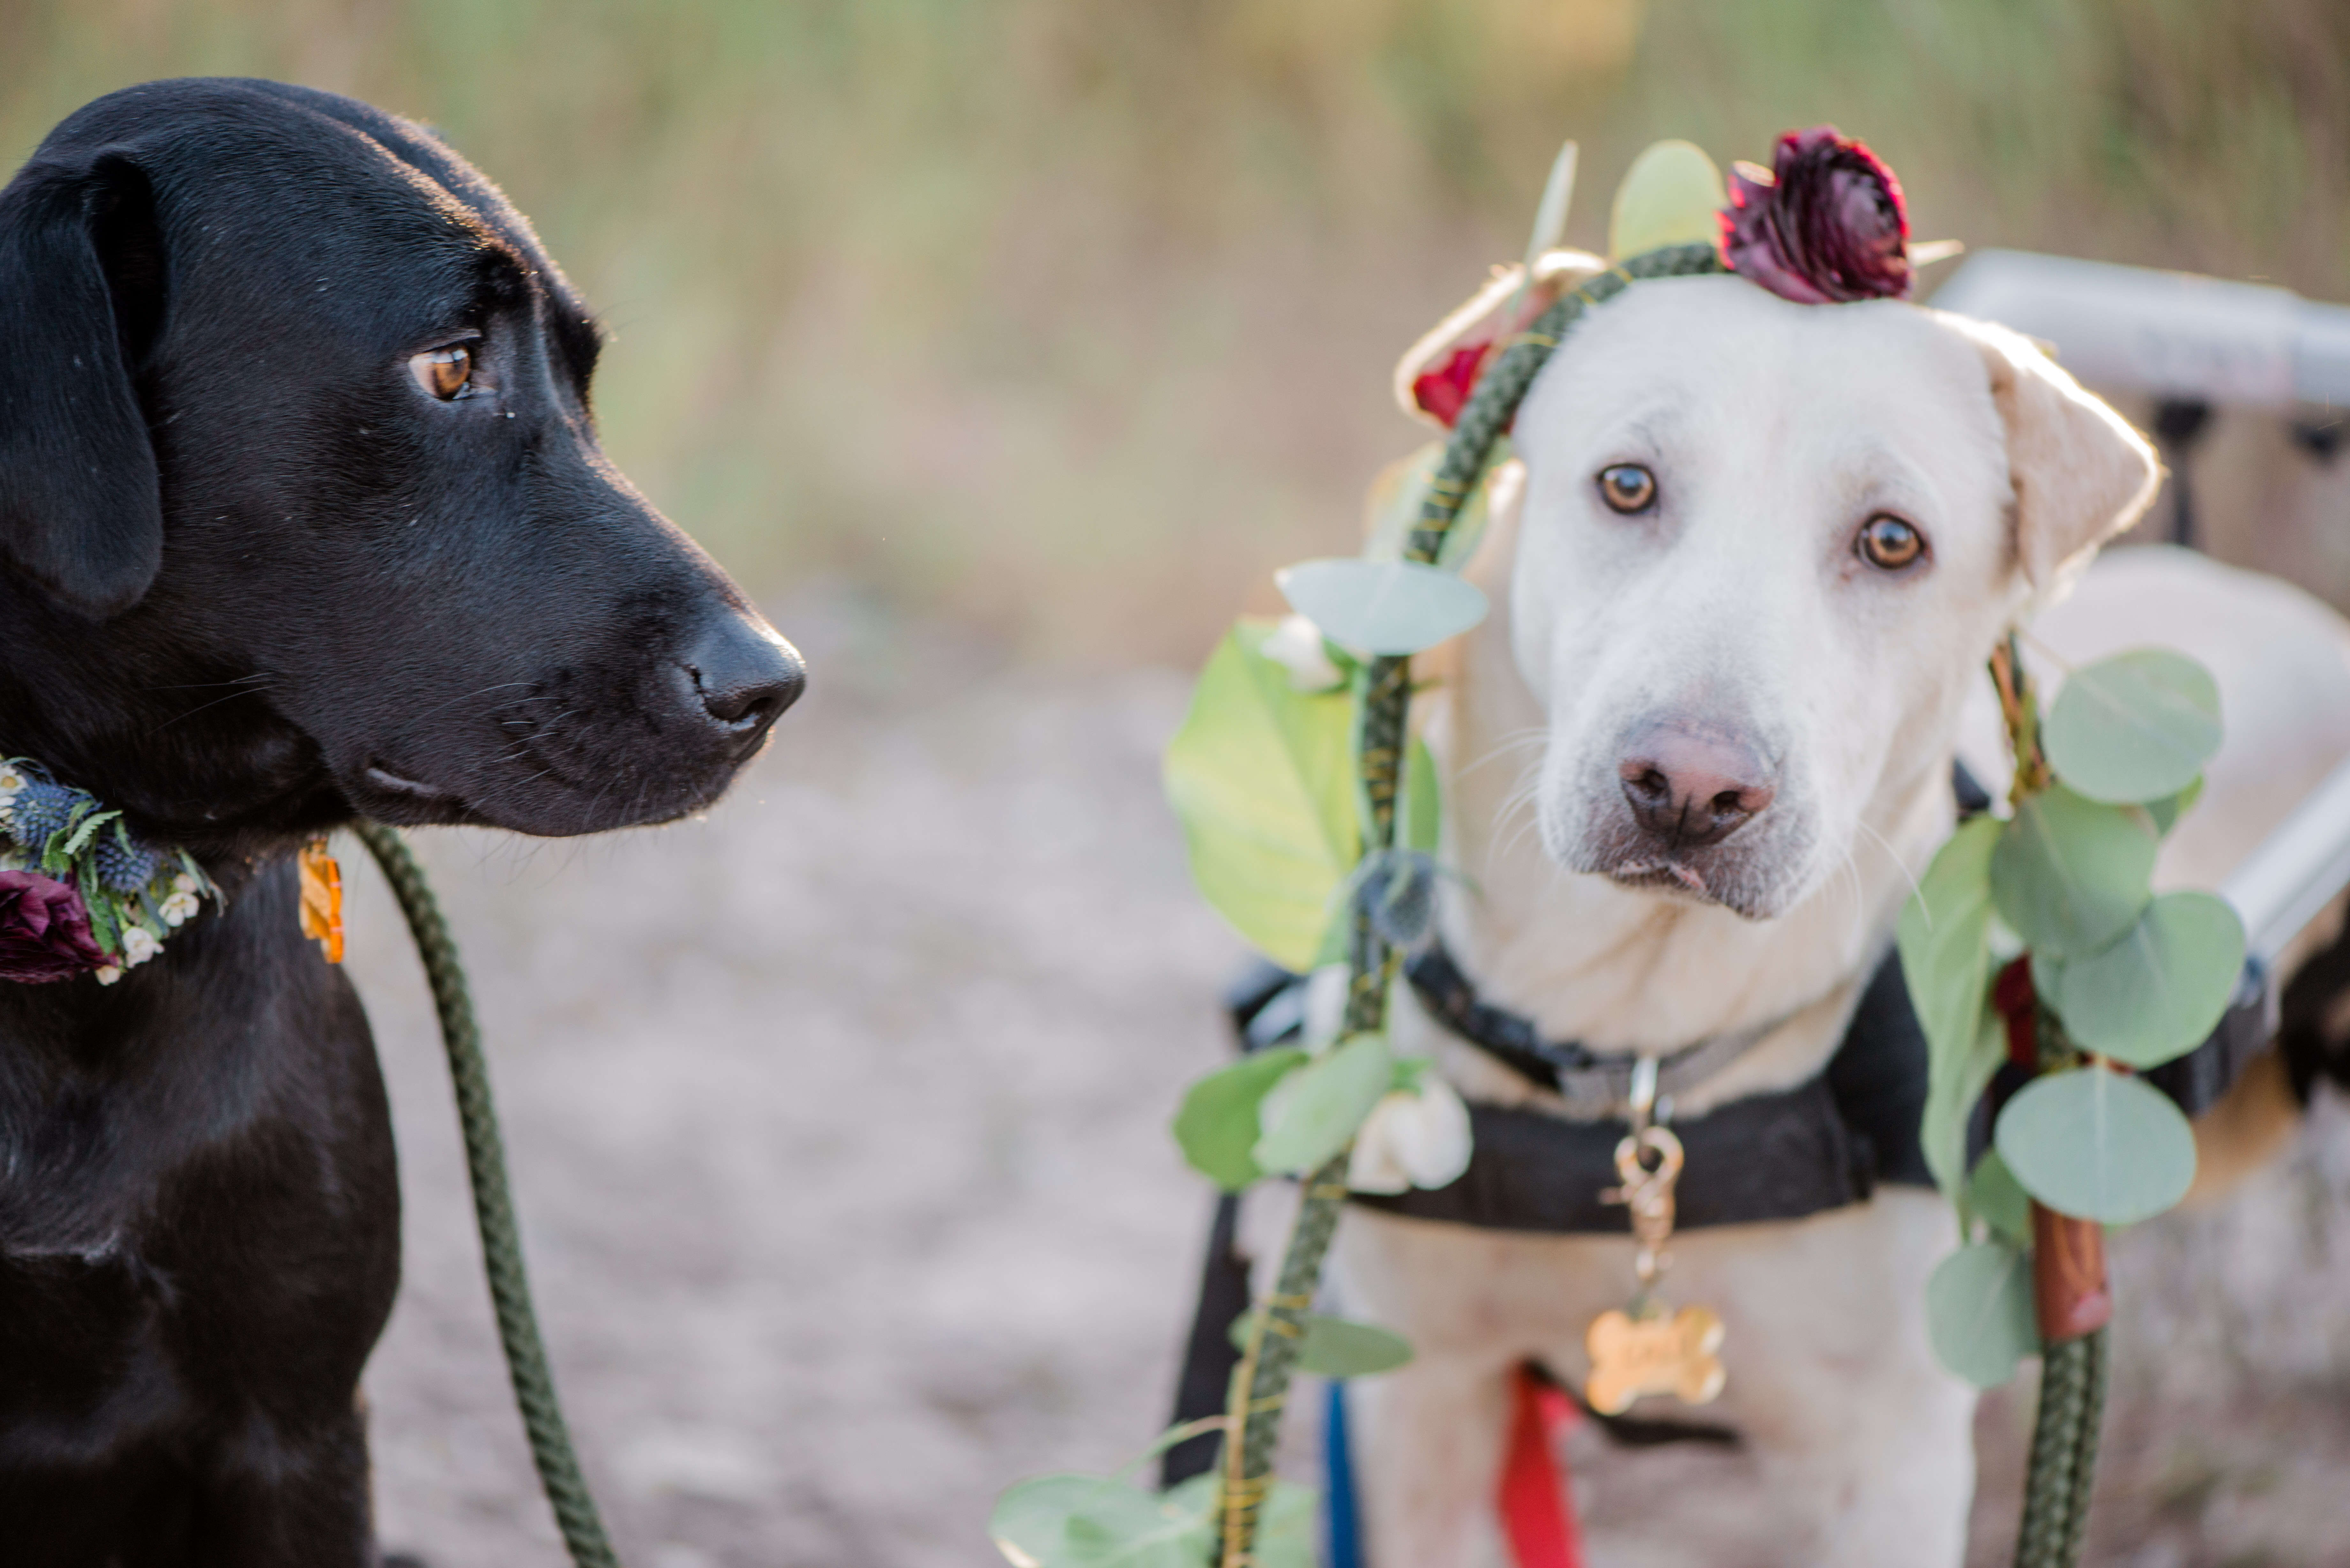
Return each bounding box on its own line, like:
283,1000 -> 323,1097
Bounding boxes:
1497,1362 -> 1584,1568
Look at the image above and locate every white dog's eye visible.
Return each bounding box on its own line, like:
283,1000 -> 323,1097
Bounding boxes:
407,344 -> 473,401
1596,464 -> 1657,514
1858,514 -> 1925,570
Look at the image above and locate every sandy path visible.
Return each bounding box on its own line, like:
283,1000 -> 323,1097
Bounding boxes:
353,618 -> 2350,1568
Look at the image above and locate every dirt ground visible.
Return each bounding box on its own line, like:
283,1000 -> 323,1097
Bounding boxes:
356,602 -> 2350,1568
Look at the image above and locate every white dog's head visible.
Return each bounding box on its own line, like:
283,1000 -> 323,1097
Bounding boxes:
1502,274 -> 2158,919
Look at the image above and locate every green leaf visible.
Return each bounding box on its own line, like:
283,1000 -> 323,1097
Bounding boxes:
1898,815 -> 2002,1195
1404,738 -> 1441,856
1924,1013 -> 2007,1206
1254,1034 -> 1394,1176
1994,1065 -> 2198,1225
1609,139 -> 1727,260
989,1475 -> 1207,1568
990,1474 -> 1314,1568
2144,774 -> 2204,837
1925,1241 -> 2039,1389
1173,1049 -> 1307,1191
1275,559 -> 1488,656
1523,139 -> 1579,271
1164,623 -> 1361,970
2054,891 -> 2245,1069
1990,785 -> 2156,957
1299,1314 -> 1414,1377
58,807 -> 118,859
1229,1311 -> 1415,1378
2043,649 -> 2223,804
1967,1149 -> 2033,1247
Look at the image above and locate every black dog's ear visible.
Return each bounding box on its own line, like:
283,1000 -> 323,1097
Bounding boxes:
0,153 -> 164,619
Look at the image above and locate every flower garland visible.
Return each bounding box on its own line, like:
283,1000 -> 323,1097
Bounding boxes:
0,758 -> 217,985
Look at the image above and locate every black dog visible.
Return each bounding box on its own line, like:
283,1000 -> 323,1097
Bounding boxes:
0,79 -> 803,1564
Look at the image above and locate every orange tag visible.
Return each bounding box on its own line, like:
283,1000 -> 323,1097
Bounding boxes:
298,839 -> 344,964
1584,1303 -> 1725,1415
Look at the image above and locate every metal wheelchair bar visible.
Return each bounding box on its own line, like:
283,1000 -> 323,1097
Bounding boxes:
2221,752 -> 2350,967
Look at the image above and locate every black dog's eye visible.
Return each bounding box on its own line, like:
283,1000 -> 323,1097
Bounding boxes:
1596,464 -> 1657,514
1857,514 -> 1925,571
408,345 -> 473,402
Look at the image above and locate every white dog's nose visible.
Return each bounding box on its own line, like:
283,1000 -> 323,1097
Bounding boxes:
1617,725 -> 1777,848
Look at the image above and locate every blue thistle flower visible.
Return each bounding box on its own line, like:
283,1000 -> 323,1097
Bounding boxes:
94,829 -> 163,893
5,782 -> 84,850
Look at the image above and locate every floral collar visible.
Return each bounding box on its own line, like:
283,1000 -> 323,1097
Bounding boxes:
0,758 -> 218,985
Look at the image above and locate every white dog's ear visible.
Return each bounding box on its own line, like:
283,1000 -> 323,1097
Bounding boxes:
1954,315 -> 2161,594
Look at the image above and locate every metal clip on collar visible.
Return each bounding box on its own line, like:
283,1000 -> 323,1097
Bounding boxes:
1605,1056 -> 1687,1296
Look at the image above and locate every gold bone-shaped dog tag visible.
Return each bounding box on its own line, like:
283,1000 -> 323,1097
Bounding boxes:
298,839 -> 344,964
1584,1303 -> 1726,1415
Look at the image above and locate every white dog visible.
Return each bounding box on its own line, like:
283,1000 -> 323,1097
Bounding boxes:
1309,261 -> 2350,1566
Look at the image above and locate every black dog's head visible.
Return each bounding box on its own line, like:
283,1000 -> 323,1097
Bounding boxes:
0,78 -> 803,856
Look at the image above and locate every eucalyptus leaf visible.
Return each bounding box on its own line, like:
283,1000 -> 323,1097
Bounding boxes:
989,1474 -> 1315,1568
1994,1066 -> 2197,1225
1227,1311 -> 1415,1378
2145,775 -> 2204,837
2029,947 -> 2064,1012
1923,1014 -> 2007,1208
2043,649 -> 2222,804
1925,1241 -> 2039,1389
1405,739 -> 1442,856
1164,623 -> 1361,970
1990,784 -> 2156,957
1897,814 -> 2001,1195
2055,891 -> 2245,1069
1609,139 -> 1728,260
1254,1035 -> 1394,1176
1174,1049 -> 1307,1192
989,1474 -> 1207,1568
1275,559 -> 1489,657
1967,1150 -> 2033,1247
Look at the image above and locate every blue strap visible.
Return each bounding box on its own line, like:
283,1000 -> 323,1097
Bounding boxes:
1323,1379 -> 1363,1568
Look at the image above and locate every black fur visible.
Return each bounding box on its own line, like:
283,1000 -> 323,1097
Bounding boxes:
0,79 -> 804,1564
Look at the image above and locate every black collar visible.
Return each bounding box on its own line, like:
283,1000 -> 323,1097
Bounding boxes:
1402,941 -> 1785,1115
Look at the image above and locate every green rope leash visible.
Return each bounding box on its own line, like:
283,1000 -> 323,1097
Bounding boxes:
1210,242 -> 1726,1568
355,820 -> 623,1568
2013,1327 -> 2106,1568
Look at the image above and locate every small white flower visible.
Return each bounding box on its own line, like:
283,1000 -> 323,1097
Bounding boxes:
1262,614 -> 1345,694
1348,1078 -> 1473,1195
94,965 -> 123,986
120,927 -> 161,967
0,763 -> 26,798
173,872 -> 198,894
160,890 -> 201,926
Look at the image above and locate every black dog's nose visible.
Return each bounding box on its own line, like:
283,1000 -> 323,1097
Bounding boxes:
1618,725 -> 1776,848
678,615 -> 805,735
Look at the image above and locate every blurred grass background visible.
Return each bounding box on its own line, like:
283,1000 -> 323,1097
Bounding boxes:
1,0 -> 2345,661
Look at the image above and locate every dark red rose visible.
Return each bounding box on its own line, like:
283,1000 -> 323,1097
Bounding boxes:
1719,127 -> 1911,304
1410,342 -> 1493,428
0,870 -> 108,983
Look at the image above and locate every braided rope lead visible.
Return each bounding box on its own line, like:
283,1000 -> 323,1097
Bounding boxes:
1210,243 -> 1726,1568
2013,1328 -> 2106,1568
355,821 -> 623,1568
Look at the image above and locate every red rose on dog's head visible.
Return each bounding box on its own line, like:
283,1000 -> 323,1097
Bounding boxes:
0,871 -> 108,983
1720,127 -> 1911,304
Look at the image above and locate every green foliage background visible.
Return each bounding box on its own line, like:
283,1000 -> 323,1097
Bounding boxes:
2,0 -> 2342,660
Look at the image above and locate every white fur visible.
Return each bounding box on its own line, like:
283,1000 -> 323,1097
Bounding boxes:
1316,274 -> 2350,1565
